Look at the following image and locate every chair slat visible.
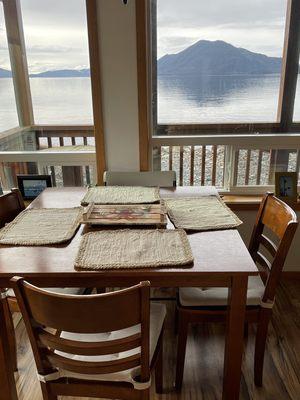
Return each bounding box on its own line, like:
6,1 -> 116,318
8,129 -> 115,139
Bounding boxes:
38,331 -> 141,356
262,196 -> 297,239
46,351 -> 141,375
22,284 -> 143,334
259,234 -> 277,258
254,251 -> 272,271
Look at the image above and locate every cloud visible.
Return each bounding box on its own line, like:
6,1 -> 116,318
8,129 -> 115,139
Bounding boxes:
157,0 -> 287,58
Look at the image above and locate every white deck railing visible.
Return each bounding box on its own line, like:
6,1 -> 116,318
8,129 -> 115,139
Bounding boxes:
1,127 -> 300,193
151,134 -> 300,194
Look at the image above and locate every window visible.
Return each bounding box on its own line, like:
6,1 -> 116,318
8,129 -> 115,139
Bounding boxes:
154,0 -> 287,125
20,0 -> 93,125
0,2 -> 19,132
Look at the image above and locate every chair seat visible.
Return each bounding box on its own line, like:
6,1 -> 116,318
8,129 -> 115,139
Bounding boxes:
7,287 -> 86,298
179,276 -> 265,307
50,303 -> 166,388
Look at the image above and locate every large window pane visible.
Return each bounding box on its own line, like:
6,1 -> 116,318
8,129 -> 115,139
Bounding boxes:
156,0 -> 287,124
21,0 -> 93,125
0,3 -> 19,132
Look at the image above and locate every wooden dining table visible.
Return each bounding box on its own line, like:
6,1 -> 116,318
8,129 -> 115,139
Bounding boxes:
0,186 -> 258,400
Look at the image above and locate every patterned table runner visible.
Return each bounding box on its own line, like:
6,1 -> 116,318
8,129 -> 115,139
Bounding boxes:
165,196 -> 242,231
0,207 -> 83,245
81,186 -> 160,206
74,229 -> 193,270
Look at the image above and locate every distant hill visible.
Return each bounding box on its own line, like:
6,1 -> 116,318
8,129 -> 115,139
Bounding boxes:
0,68 -> 12,78
158,40 -> 282,75
0,68 -> 90,78
30,68 -> 90,78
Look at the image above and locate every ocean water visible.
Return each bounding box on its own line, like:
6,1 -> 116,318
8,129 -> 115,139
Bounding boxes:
0,75 -> 300,132
158,74 -> 300,124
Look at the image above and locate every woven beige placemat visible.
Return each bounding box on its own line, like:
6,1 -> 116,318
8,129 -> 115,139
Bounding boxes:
0,207 -> 83,246
81,186 -> 160,206
165,196 -> 242,231
74,229 -> 193,270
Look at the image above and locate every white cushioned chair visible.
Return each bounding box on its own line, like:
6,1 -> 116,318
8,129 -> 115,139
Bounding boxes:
175,193 -> 298,391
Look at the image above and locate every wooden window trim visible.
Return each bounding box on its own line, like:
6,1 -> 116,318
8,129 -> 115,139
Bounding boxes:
2,0 -> 34,127
136,0 -> 151,171
277,0 -> 300,131
86,0 -> 106,185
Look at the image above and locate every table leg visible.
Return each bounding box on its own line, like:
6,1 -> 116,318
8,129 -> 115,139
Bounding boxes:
222,276 -> 248,400
0,296 -> 18,400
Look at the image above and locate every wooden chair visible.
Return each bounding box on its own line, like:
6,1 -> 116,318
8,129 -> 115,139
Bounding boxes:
11,278 -> 165,400
0,189 -> 86,371
0,188 -> 25,227
175,193 -> 298,390
103,171 -> 176,187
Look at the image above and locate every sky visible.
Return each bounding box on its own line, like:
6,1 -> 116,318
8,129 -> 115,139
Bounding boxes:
0,0 -> 288,73
157,0 -> 287,59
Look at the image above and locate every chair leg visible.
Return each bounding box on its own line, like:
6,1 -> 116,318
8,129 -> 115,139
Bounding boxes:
3,300 -> 18,372
175,309 -> 189,391
254,309 -> 272,387
174,305 -> 179,335
140,388 -> 150,400
244,321 -> 249,338
40,383 -> 57,400
155,332 -> 163,394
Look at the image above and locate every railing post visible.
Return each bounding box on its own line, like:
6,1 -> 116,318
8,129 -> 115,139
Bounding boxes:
2,0 -> 34,127
223,145 -> 236,191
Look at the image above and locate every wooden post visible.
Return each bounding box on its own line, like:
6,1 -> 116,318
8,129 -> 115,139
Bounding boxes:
276,0 -> 300,171
136,0 -> 150,171
2,0 -> 34,127
86,0 -> 106,185
277,0 -> 300,131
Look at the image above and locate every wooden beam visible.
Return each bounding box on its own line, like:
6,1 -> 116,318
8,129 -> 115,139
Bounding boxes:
86,0 -> 106,185
277,0 -> 300,131
2,0 -> 34,127
136,0 -> 150,171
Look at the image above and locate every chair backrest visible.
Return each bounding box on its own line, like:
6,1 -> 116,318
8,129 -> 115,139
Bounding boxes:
0,188 -> 25,228
12,278 -> 151,384
249,193 -> 298,303
104,171 -> 176,187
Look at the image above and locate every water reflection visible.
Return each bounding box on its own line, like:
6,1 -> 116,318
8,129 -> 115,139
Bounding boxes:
157,74 -> 281,123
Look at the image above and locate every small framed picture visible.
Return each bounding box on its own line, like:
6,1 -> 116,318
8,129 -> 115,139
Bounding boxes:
17,175 -> 52,200
275,172 -> 298,203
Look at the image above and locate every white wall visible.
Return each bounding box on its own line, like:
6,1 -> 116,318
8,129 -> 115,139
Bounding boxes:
236,210 -> 300,272
97,0 -> 140,171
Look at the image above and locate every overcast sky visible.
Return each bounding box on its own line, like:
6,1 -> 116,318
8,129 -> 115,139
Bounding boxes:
1,0 -> 287,73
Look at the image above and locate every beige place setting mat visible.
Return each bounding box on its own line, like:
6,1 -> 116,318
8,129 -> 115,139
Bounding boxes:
165,196 -> 242,231
74,229 -> 194,270
81,186 -> 160,206
0,207 -> 83,246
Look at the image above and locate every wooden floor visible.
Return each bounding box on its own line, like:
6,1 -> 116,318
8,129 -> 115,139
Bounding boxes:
14,280 -> 300,400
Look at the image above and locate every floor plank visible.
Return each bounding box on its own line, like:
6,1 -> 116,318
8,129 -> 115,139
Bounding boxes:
13,280 -> 300,399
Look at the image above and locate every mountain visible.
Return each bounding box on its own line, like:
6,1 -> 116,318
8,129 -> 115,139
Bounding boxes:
0,68 -> 90,78
158,40 -> 282,75
0,68 -> 12,78
29,68 -> 90,78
